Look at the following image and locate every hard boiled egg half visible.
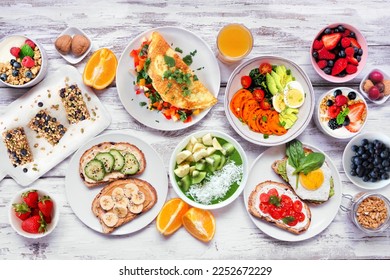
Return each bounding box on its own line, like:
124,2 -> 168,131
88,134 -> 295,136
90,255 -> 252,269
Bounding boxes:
283,81 -> 305,108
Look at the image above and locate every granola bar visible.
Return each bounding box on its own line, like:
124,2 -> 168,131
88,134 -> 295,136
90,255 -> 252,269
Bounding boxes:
29,109 -> 67,145
2,127 -> 33,166
59,84 -> 90,124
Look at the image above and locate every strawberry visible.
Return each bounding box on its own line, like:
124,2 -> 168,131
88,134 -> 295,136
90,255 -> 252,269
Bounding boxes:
322,33 -> 342,50
25,39 -> 36,49
345,121 -> 363,133
347,103 -> 366,123
43,215 -> 52,224
12,202 -> 31,221
345,47 -> 355,57
21,212 -> 47,234
327,105 -> 341,119
335,95 -> 348,106
10,47 -> 20,58
331,58 -> 348,76
346,64 -> 358,74
341,37 -> 351,48
22,56 -> 35,68
31,208 -> 40,216
317,60 -> 327,69
346,56 -> 359,66
22,190 -> 39,209
318,47 -> 336,60
313,40 -> 323,50
350,38 -> 361,49
38,196 -> 53,219
343,29 -> 351,37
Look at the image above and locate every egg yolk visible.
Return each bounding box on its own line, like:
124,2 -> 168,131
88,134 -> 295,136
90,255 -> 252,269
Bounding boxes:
299,169 -> 324,190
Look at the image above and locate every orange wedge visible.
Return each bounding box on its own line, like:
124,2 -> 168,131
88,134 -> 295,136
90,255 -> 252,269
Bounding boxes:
182,207 -> 216,242
83,48 -> 117,90
156,198 -> 190,236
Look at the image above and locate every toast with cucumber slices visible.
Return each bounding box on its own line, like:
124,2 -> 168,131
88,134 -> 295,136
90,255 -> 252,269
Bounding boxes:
92,178 -> 157,234
79,142 -> 146,187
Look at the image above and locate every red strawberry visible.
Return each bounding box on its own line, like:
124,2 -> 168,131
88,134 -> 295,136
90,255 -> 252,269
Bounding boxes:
25,39 -> 36,49
327,105 -> 341,119
348,103 -> 366,123
318,47 -> 336,60
350,38 -> 361,49
43,215 -> 52,224
322,33 -> 342,50
346,64 -> 358,74
317,60 -> 328,69
335,95 -> 348,106
331,58 -> 348,76
38,196 -> 53,219
21,212 -> 47,234
22,56 -> 35,68
31,208 -> 40,216
343,29 -> 351,37
12,202 -> 31,221
345,47 -> 355,57
10,47 -> 20,58
22,190 -> 39,209
346,121 -> 363,133
346,56 -> 359,66
313,40 -> 323,50
341,37 -> 351,48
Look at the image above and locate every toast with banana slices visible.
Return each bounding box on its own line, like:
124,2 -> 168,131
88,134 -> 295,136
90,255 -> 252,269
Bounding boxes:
79,142 -> 146,188
92,178 -> 157,234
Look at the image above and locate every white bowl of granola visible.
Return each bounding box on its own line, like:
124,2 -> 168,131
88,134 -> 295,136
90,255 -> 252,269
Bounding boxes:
0,35 -> 48,88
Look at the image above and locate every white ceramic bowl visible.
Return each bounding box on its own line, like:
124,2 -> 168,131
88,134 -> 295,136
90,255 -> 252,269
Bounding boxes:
8,187 -> 59,238
359,68 -> 390,104
224,56 -> 314,146
343,132 -> 390,190
0,35 -> 48,88
169,130 -> 248,210
314,87 -> 368,139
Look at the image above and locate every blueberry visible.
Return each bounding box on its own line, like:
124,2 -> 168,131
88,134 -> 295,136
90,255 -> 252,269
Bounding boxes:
12,70 -> 19,77
374,140 -> 383,149
382,160 -> 390,167
338,50 -> 346,58
23,168 -> 28,173
45,115 -> 51,121
353,47 -> 359,54
370,177 -> 378,182
350,32 -> 356,38
20,149 -> 27,156
362,153 -> 369,160
363,176 -> 370,182
312,51 -> 319,59
380,150 -> 389,159
10,59 -> 16,65
343,116 -> 350,126
356,166 -> 364,177
334,28 -> 340,33
348,91 -> 357,100
44,127 -> 50,133
354,156 -> 363,166
358,146 -> 365,155
58,124 -> 64,129
374,158 -> 382,166
70,85 -> 75,89
334,89 -> 343,96
351,162 -> 357,170
350,169 -> 357,176
6,133 -> 12,139
60,130 -> 66,135
13,62 -> 21,69
0,73 -> 7,81
25,71 -> 33,78
361,139 -> 369,146
38,102 -> 43,107
352,145 -> 359,152
327,60 -> 334,67
323,67 -> 331,75
338,71 -> 347,77
52,118 -> 57,122
368,163 -> 374,170
382,173 -> 390,180
324,28 -> 332,34
338,25 -> 345,32
60,92 -> 65,98
326,100 -> 334,106
357,55 -> 361,62
80,115 -> 86,121
358,48 -> 363,55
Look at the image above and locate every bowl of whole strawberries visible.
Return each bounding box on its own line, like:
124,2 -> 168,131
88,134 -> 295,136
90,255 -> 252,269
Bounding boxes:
311,23 -> 368,83
9,187 -> 59,238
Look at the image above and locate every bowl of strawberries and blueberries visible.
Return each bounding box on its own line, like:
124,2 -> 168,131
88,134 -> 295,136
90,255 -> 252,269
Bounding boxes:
9,188 -> 59,238
311,23 -> 367,82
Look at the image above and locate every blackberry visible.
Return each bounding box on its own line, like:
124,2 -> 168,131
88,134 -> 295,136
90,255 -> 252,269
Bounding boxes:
328,118 -> 342,130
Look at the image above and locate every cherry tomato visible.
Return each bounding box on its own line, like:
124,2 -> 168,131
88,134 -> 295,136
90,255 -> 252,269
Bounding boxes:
260,99 -> 271,110
267,188 -> 279,197
259,202 -> 269,214
269,208 -> 282,220
287,217 -> 298,227
260,193 -> 270,203
293,200 -> 303,213
259,62 -> 272,75
252,89 -> 265,102
281,195 -> 293,209
296,212 -> 306,223
241,75 -> 252,89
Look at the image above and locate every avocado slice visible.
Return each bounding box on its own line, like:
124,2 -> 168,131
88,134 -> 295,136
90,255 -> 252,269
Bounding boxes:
192,171 -> 207,184
275,65 -> 287,87
266,73 -> 278,95
271,71 -> 283,93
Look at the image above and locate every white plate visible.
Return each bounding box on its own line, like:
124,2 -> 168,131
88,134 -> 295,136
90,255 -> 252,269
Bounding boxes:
55,27 -> 92,64
65,132 -> 168,235
0,65 -> 111,186
243,143 -> 342,242
224,56 -> 314,146
116,26 -> 220,131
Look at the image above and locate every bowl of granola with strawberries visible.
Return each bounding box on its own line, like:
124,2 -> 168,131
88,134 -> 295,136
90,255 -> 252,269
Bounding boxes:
0,35 -> 48,88
310,23 -> 367,83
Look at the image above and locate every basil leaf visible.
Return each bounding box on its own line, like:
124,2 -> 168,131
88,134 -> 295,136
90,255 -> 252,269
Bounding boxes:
293,152 -> 325,175
286,140 -> 305,169
269,195 -> 281,207
282,216 -> 295,224
164,55 -> 176,67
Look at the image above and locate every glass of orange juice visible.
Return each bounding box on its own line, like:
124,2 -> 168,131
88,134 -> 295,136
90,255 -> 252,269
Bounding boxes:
217,24 -> 253,63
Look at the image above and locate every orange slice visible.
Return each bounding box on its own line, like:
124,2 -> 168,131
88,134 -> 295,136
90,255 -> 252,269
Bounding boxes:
182,207 -> 216,242
83,48 -> 117,90
156,198 -> 190,236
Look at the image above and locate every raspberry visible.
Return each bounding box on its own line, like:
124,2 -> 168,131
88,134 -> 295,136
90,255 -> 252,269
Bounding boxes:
313,40 -> 323,50
341,37 -> 351,48
335,95 -> 348,106
327,105 -> 341,119
345,47 -> 355,57
317,60 -> 327,69
10,47 -> 20,58
22,56 -> 35,68
317,47 -> 336,60
346,64 -> 358,74
25,39 -> 36,49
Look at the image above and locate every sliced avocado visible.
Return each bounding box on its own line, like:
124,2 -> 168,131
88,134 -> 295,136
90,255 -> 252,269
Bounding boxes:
285,107 -> 299,114
271,70 -> 283,93
285,74 -> 293,84
192,171 -> 207,184
266,73 -> 278,95
195,161 -> 206,171
275,65 -> 287,87
180,175 -> 191,192
222,142 -> 235,156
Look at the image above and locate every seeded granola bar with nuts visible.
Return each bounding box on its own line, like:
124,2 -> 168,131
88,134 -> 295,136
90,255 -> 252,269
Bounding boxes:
28,109 -> 67,145
59,84 -> 90,124
2,127 -> 33,166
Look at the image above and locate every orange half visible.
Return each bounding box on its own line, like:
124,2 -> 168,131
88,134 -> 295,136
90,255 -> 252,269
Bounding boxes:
156,198 -> 190,236
182,207 -> 216,242
83,48 -> 117,90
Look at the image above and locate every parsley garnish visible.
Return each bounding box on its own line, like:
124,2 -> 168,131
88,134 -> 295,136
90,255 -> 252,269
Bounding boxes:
178,110 -> 188,121
144,58 -> 151,71
193,75 -> 198,81
262,116 -> 267,122
164,55 -> 176,67
282,216 -> 295,224
263,134 -> 269,139
190,50 -> 197,56
269,195 -> 281,207
183,55 -> 193,66
175,47 -> 183,53
139,44 -> 149,57
139,102 -> 147,107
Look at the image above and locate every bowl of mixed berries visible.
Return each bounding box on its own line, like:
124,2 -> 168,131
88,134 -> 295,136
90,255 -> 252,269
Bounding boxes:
310,23 -> 367,83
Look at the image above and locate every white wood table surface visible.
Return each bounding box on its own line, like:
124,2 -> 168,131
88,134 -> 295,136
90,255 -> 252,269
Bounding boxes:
0,0 -> 389,260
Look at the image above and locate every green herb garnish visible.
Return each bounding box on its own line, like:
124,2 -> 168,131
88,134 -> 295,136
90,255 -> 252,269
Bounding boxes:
20,44 -> 34,59
263,134 -> 269,139
183,55 -> 193,66
262,116 -> 267,122
175,47 -> 183,53
336,108 -> 350,125
139,102 -> 147,107
190,50 -> 197,56
164,55 -> 176,67
282,216 -> 295,224
139,44 -> 149,57
193,75 -> 199,81
269,195 -> 281,207
144,58 -> 151,71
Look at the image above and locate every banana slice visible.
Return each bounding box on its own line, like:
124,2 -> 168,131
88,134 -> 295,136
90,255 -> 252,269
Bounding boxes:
111,187 -> 124,202
124,183 -> 139,198
128,202 -> 144,214
99,195 -> 115,211
131,191 -> 145,205
102,212 -> 119,227
115,197 -> 129,208
113,205 -> 128,218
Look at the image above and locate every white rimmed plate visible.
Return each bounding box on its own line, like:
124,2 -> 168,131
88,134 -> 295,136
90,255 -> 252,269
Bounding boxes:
65,132 -> 168,235
116,26 -> 220,131
224,56 -> 314,146
243,143 -> 342,242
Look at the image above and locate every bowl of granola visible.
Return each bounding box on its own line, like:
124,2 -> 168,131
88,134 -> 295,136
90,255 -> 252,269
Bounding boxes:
0,35 -> 48,88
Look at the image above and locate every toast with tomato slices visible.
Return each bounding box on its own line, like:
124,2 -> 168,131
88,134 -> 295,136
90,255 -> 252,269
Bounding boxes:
248,180 -> 311,234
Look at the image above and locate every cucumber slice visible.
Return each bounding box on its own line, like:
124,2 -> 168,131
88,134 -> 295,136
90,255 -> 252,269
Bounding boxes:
109,149 -> 125,171
95,152 -> 115,173
120,153 -> 140,175
84,159 -> 106,181
222,142 -> 235,156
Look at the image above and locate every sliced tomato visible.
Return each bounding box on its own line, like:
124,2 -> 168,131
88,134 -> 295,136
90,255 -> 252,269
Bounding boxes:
281,195 -> 293,209
241,75 -> 252,89
259,62 -> 272,75
260,193 -> 270,203
259,202 -> 269,214
293,200 -> 303,213
130,49 -> 140,67
252,89 -> 265,102
287,217 -> 298,227
296,212 -> 306,223
269,208 -> 282,220
260,99 -> 271,110
267,188 -> 279,197
183,115 -> 192,123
